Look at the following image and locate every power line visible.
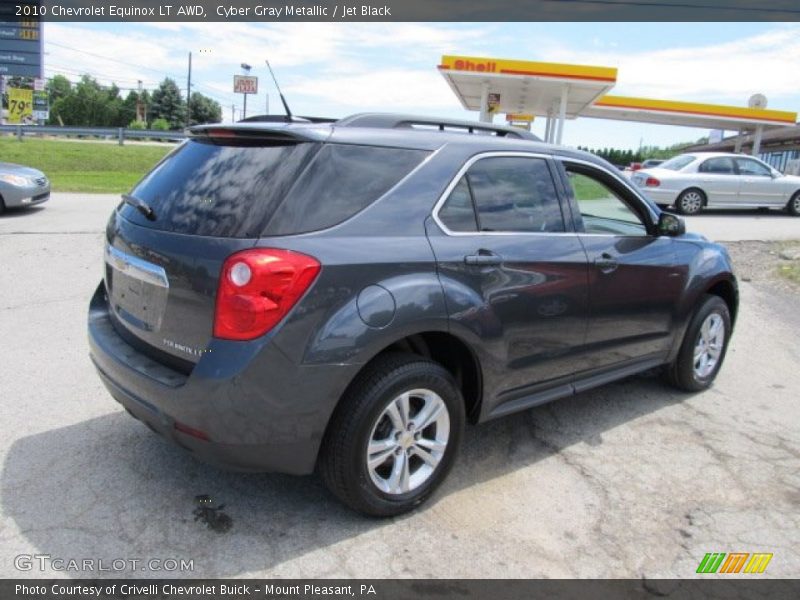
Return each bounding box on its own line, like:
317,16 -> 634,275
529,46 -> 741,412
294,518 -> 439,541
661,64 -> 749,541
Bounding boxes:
46,39 -> 241,106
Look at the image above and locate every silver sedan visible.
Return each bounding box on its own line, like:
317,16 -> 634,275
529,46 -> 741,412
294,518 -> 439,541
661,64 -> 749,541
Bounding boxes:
0,162 -> 51,214
632,152 -> 800,216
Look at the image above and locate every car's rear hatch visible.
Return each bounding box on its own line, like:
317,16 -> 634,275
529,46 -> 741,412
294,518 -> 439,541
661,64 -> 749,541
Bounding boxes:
104,129 -> 324,370
103,125 -> 432,371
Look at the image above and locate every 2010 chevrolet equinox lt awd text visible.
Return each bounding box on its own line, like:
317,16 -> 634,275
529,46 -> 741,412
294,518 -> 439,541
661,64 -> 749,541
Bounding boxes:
88,114 -> 738,516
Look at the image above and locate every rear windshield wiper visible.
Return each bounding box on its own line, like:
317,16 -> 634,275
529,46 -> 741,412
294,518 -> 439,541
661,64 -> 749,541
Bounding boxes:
121,193 -> 156,221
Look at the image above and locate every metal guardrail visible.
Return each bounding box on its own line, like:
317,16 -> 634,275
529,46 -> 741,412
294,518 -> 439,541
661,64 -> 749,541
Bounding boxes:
0,125 -> 187,144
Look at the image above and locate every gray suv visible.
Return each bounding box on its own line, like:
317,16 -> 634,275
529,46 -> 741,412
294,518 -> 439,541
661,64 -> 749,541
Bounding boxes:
88,114 -> 738,516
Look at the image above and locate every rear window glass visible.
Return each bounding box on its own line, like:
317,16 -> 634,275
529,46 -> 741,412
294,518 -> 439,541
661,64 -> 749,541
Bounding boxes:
263,144 -> 429,235
659,155 -> 696,171
123,139 -> 320,237
121,140 -> 427,237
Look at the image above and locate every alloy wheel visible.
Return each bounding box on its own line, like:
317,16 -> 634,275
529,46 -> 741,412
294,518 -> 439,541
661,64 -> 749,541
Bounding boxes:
681,191 -> 703,214
693,313 -> 725,379
366,388 -> 450,495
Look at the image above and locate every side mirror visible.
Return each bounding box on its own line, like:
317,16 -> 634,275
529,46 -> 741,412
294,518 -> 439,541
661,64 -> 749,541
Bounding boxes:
657,212 -> 685,237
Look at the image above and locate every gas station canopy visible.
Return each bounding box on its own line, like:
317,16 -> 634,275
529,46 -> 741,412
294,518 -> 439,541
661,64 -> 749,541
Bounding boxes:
584,95 -> 797,130
438,54 -> 798,154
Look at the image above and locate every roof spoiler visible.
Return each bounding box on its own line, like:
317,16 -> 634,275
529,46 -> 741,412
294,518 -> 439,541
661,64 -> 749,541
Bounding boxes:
336,113 -> 540,141
188,124 -> 322,143
238,114 -> 338,124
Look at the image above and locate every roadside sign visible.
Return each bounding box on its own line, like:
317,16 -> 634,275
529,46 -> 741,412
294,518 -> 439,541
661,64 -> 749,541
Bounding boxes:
32,89 -> 47,120
506,113 -> 534,131
7,87 -> 33,124
233,75 -> 258,94
0,19 -> 42,77
33,77 -> 44,91
506,113 -> 534,122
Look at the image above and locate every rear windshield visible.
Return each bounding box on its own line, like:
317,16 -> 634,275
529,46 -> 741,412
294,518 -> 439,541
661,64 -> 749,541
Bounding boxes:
122,140 -> 320,237
121,139 -> 428,237
659,155 -> 696,171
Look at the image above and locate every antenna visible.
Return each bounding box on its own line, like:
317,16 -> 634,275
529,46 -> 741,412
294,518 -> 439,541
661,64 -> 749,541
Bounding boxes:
265,60 -> 293,121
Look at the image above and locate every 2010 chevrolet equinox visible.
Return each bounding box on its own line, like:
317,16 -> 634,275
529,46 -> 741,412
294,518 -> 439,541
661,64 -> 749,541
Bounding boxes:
88,114 -> 738,516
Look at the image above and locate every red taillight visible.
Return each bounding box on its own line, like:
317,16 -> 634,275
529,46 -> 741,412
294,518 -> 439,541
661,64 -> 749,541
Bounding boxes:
645,177 -> 661,187
213,248 -> 321,341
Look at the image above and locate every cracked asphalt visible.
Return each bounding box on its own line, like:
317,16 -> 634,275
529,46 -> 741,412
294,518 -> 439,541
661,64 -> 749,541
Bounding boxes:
1,194 -> 798,578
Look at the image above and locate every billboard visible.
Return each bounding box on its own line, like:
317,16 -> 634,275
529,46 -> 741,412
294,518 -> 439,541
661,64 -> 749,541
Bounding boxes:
233,75 -> 258,94
0,2 -> 43,78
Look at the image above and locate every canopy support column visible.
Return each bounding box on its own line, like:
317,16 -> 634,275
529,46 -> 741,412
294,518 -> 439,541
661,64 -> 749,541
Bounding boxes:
734,129 -> 743,153
752,125 -> 763,156
479,82 -> 491,123
556,85 -> 569,145
544,112 -> 552,143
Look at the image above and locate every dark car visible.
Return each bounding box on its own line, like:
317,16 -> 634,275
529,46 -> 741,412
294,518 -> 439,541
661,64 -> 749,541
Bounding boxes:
641,158 -> 664,169
88,114 -> 738,516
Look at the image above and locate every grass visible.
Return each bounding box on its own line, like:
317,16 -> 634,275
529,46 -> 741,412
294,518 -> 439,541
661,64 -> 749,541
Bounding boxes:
776,242 -> 800,285
777,263 -> 800,284
0,137 -> 172,193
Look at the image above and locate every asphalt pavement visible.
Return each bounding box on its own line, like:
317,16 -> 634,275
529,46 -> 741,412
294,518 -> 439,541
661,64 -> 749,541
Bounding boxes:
1,193 -> 798,578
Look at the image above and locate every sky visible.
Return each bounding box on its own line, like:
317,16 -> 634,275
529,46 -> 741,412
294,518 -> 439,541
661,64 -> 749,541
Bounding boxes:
41,21 -> 800,150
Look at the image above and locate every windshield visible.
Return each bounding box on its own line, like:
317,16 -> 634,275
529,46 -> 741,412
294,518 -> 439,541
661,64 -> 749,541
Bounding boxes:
659,155 -> 697,171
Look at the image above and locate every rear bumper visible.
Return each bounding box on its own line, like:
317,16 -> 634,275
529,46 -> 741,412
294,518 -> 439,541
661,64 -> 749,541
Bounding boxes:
87,283 -> 359,474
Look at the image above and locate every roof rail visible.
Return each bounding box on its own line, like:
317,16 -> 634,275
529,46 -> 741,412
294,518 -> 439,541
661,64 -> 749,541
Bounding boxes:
336,113 -> 540,141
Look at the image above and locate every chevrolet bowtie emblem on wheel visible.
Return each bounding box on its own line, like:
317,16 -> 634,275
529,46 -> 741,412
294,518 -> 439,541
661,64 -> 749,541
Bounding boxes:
696,552 -> 773,574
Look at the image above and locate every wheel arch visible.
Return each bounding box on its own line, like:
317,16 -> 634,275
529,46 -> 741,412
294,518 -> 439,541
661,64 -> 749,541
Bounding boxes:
705,277 -> 738,327
321,329 -> 483,452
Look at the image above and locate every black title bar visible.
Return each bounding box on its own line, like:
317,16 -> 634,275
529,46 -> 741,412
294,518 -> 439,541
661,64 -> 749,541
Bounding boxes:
1,0 -> 800,22
4,579 -> 800,600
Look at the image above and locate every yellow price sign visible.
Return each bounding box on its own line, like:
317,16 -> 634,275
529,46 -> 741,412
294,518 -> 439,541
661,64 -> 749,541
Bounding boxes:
7,88 -> 34,124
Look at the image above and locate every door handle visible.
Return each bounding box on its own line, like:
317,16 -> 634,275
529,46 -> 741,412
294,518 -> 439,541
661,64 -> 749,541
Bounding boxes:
464,252 -> 502,266
594,253 -> 618,274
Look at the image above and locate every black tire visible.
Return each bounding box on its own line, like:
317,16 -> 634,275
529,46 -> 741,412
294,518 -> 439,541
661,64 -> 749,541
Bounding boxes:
787,191 -> 800,217
665,294 -> 731,392
0,196 -> 5,215
319,353 -> 465,517
675,188 -> 705,215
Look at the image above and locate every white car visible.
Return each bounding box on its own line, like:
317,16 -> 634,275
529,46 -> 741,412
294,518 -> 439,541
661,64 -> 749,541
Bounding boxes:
632,152 -> 800,216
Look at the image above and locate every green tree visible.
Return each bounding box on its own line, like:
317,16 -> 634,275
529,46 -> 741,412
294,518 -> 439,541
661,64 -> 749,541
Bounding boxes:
150,78 -> 186,129
47,75 -> 72,103
119,91 -> 140,127
48,75 -> 121,126
188,92 -> 222,126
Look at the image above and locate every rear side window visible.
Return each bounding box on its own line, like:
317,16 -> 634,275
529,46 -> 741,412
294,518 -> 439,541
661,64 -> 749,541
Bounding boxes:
123,139 -> 321,237
438,156 -> 565,233
264,144 -> 429,235
699,157 -> 735,174
438,178 -> 478,232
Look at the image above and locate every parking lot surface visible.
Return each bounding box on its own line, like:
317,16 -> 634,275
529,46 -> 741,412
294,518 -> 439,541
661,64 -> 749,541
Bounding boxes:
1,194 -> 798,578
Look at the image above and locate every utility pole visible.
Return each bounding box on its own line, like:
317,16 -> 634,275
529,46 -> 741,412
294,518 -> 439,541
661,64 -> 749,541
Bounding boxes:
231,104 -> 235,122
186,51 -> 192,127
136,80 -> 144,123
240,63 -> 252,120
